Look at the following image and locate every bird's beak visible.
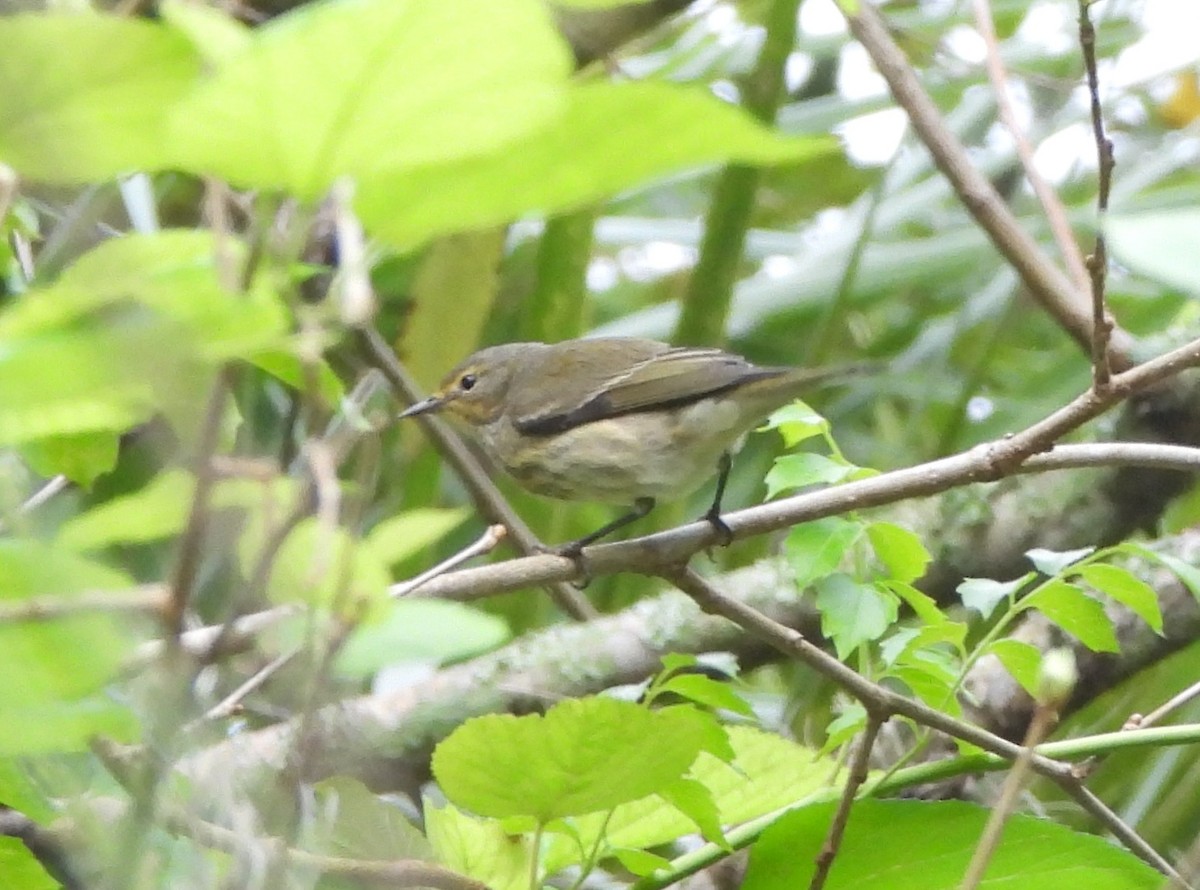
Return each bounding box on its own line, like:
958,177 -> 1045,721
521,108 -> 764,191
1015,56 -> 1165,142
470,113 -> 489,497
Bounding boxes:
398,395 -> 444,419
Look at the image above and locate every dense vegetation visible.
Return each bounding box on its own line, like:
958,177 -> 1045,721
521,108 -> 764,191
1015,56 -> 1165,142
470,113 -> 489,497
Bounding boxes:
1,0 -> 1199,888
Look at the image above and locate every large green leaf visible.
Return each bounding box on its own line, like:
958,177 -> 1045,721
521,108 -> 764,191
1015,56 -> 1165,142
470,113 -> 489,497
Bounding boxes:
425,802 -> 529,890
743,800 -> 1159,889
0,836 -> 58,890
0,231 -> 287,446
359,81 -> 835,247
0,14 -> 200,182
0,541 -> 136,752
169,0 -> 571,200
432,697 -> 706,821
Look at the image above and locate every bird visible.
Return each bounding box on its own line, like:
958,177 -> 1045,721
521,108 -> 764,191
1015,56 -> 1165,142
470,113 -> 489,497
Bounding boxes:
399,337 -> 856,554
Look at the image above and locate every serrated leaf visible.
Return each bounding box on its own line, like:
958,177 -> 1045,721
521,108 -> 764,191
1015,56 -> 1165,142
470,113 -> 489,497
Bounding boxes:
786,517 -> 863,588
365,507 -> 471,567
1019,580 -> 1119,653
743,800 -> 1159,890
814,573 -> 898,659
425,802 -> 528,890
1076,564 -> 1163,634
764,453 -> 854,499
0,14 -> 201,183
958,575 -> 1030,620
359,81 -> 834,248
984,639 -> 1043,698
866,521 -> 931,583
542,726 -> 842,875
1027,546 -> 1095,576
170,0 -> 570,200
432,697 -> 704,821
335,600 -> 508,677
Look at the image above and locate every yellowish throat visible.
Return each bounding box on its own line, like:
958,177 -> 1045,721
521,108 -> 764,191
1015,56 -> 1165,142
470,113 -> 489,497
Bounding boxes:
400,337 -> 851,551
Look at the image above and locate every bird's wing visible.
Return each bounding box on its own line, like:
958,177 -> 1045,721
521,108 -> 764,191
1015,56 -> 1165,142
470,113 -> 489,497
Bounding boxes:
515,343 -> 783,435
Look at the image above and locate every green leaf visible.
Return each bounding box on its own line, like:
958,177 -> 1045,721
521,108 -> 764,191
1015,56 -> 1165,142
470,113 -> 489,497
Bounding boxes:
0,541 -> 133,718
425,802 -> 528,890
763,401 -> 828,448
170,0 -> 571,200
365,507 -> 471,566
786,517 -> 863,588
313,776 -> 434,861
1109,208 -> 1200,297
958,575 -> 1031,620
611,847 -> 672,877
814,574 -> 898,659
0,14 -> 200,183
335,600 -> 509,677
59,470 -> 194,550
764,453 -> 854,499
882,580 -> 951,628
654,673 -> 755,718
1019,580 -> 1119,653
0,696 -> 138,756
265,518 -> 390,612
20,430 -> 118,488
359,81 -> 835,247
1141,549 -> 1200,604
160,0 -> 252,67
659,777 -> 727,849
1026,546 -> 1095,576
1076,564 -> 1163,634
542,726 -> 842,875
744,800 -> 1160,890
0,760 -> 54,824
984,639 -> 1043,698
866,521 -> 931,584
0,836 -> 58,890
432,697 -> 704,820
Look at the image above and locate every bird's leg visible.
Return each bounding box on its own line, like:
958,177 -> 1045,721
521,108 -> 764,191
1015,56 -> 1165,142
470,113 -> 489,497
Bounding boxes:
702,452 -> 734,546
555,497 -> 656,586
558,496 -> 657,558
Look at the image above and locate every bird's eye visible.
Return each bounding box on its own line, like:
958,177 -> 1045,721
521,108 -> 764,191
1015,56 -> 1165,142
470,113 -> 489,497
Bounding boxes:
459,373 -> 477,392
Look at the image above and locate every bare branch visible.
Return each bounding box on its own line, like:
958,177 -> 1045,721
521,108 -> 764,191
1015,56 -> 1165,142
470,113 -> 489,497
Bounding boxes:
840,1 -> 1134,368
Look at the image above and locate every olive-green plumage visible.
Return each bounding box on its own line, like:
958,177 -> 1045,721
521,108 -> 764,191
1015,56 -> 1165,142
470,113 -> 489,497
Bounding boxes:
400,337 -> 844,509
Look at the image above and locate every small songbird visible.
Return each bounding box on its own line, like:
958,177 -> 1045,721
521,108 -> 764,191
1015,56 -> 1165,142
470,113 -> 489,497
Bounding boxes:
400,337 -> 852,552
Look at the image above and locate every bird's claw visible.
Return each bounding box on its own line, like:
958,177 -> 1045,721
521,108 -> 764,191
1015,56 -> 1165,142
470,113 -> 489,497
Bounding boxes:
703,509 -> 734,548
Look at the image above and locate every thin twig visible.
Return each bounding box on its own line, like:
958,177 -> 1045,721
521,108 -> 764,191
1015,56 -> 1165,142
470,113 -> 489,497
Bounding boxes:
972,0 -> 1090,295
1057,782 -> 1185,883
390,525 -> 507,597
164,368 -> 231,640
660,567 -> 1069,777
1078,0 -> 1117,388
959,702 -> 1059,889
809,713 -> 883,890
356,326 -> 596,620
0,583 -> 168,623
1127,678 -> 1200,731
840,1 -> 1133,369
190,646 -> 299,726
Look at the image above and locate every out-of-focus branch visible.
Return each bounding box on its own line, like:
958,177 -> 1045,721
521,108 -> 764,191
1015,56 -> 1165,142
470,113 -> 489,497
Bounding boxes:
839,0 -> 1134,368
